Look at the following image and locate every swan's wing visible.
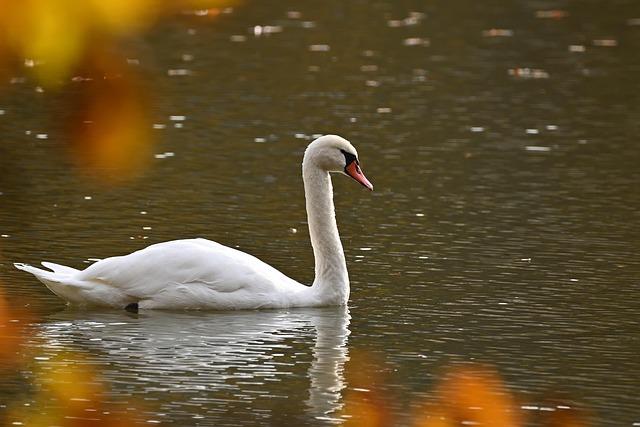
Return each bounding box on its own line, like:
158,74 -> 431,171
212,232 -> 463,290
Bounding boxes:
76,238 -> 297,302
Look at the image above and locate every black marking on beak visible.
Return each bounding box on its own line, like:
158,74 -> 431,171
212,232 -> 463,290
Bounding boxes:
340,149 -> 358,171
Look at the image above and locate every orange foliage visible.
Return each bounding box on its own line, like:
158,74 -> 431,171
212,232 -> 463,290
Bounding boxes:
341,360 -> 591,427
68,49 -> 152,183
0,0 -> 242,87
0,287 -> 146,426
341,352 -> 394,427
7,352 -> 142,427
0,288 -> 26,369
413,365 -> 521,427
0,0 -> 241,182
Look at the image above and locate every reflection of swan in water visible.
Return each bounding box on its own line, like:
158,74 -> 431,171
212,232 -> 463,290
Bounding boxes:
35,306 -> 350,424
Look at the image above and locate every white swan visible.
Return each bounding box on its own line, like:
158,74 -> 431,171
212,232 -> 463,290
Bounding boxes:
14,135 -> 373,310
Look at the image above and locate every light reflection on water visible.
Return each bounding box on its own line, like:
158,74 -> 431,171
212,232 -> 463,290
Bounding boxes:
30,307 -> 350,426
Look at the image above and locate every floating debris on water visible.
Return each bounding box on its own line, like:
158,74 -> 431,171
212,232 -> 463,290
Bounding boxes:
360,65 -> 378,72
252,25 -> 283,37
84,196 -> 92,200
174,123 -> 183,128
535,10 -> 569,19
289,227 -> 297,234
470,126 -> 485,133
154,152 -> 175,159
546,124 -> 558,130
35,133 -> 48,139
365,80 -> 380,87
628,18 -> 640,26
309,44 -> 330,52
508,68 -> 549,79
525,146 -> 551,152
403,37 -> 430,47
568,45 -> 586,52
254,137 -> 267,143
168,69 -> 192,76
230,35 -> 247,42
413,68 -> 428,82
152,124 -> 166,130
482,29 -> 513,37
181,54 -> 194,62
0,109 -> 4,115
170,115 -> 186,121
387,11 -> 426,27
377,107 -> 392,113
287,11 -> 302,19
525,128 -> 539,135
592,39 -> 618,47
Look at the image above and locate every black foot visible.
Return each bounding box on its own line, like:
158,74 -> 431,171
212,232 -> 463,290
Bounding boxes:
125,302 -> 139,313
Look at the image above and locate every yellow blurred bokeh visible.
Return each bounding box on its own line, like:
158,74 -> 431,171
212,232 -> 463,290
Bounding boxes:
413,365 -> 522,427
0,288 -> 26,370
0,0 -> 240,182
340,357 -> 590,427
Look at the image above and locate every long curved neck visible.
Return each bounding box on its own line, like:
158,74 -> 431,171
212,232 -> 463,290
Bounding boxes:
303,163 -> 349,305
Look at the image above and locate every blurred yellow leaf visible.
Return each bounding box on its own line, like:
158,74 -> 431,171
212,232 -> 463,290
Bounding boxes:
69,48 -> 152,183
0,288 -> 26,370
0,0 -> 242,181
89,0 -> 159,35
413,365 -> 522,427
2,0 -> 86,87
341,351 -> 394,427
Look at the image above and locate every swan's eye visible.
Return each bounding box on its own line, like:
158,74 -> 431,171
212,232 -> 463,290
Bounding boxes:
340,149 -> 358,168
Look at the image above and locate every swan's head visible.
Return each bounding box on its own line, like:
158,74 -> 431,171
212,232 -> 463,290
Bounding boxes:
304,134 -> 373,191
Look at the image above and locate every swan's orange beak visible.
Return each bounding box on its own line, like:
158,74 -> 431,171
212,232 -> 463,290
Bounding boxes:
345,161 -> 373,191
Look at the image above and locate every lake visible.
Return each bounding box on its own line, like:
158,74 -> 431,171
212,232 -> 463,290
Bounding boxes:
1,0 -> 639,425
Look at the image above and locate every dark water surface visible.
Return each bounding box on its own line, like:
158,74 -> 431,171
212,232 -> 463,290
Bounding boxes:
1,0 -> 639,425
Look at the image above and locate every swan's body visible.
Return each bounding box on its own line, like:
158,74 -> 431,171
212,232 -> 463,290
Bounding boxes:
15,135 -> 373,310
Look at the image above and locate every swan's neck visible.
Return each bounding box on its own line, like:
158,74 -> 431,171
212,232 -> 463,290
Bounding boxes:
303,164 -> 349,305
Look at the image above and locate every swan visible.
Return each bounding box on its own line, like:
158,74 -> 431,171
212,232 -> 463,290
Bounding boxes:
14,135 -> 373,310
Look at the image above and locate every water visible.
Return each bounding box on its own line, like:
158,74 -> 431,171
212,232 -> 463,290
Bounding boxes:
1,0 -> 640,425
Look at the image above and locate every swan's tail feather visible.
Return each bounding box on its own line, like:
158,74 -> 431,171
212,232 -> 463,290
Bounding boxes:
41,262 -> 79,275
13,263 -> 60,282
14,262 -> 125,307
14,262 -> 87,305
